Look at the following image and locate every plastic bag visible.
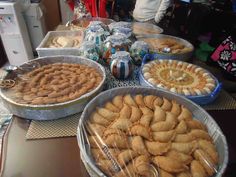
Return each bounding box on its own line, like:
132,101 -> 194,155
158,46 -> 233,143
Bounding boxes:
78,87 -> 226,177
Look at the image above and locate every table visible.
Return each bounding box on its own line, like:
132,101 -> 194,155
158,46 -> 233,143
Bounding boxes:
0,110 -> 236,177
0,118 -> 89,177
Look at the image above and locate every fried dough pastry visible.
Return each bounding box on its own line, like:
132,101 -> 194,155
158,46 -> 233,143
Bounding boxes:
112,95 -> 123,109
124,94 -> 138,107
159,169 -> 175,177
131,136 -> 149,155
153,130 -> 176,142
193,149 -> 217,176
130,106 -> 142,122
152,106 -> 166,123
191,160 -> 207,177
145,141 -> 171,156
166,150 -> 193,165
153,156 -> 188,173
86,94 -> 219,177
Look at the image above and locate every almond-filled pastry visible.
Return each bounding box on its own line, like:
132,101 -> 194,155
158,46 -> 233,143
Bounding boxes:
141,37 -> 192,54
85,94 -> 219,177
6,63 -> 102,105
142,60 -> 217,96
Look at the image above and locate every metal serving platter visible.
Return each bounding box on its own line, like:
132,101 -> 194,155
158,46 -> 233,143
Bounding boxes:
67,17 -> 115,29
139,59 -> 222,105
77,87 -> 228,177
132,22 -> 163,36
137,34 -> 194,61
0,55 -> 106,120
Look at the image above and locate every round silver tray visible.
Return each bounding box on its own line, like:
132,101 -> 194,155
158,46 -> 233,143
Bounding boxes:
137,34 -> 194,61
0,55 -> 106,120
68,17 -> 115,28
139,59 -> 222,105
132,22 -> 163,36
77,86 -> 228,177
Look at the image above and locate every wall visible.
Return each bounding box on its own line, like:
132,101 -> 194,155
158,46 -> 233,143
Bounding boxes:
41,0 -> 61,31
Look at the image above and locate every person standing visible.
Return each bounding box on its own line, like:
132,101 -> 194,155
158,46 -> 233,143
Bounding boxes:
133,0 -> 171,24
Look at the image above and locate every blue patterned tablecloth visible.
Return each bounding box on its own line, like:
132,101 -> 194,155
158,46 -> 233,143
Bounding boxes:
104,66 -> 141,89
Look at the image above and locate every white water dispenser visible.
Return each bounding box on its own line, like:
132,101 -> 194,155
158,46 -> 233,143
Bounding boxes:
0,1 -> 33,66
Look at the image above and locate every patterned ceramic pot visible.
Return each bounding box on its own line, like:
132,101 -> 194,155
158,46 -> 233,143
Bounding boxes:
103,34 -> 131,64
108,21 -> 132,30
110,51 -> 133,79
79,41 -> 100,62
84,25 -> 110,55
130,41 -> 149,65
87,21 -> 110,32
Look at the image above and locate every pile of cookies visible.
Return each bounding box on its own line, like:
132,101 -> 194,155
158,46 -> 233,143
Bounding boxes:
7,63 -> 102,105
141,38 -> 192,54
87,94 -> 218,177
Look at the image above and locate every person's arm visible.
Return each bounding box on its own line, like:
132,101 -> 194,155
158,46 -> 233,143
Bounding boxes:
154,0 -> 171,23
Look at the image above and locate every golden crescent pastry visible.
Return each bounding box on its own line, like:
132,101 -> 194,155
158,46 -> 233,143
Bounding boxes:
97,107 -> 119,121
151,120 -> 175,132
159,169 -> 175,177
134,94 -> 146,107
186,120 -> 207,131
153,130 -> 176,142
144,95 -> 157,110
87,123 -> 106,136
171,101 -> 181,116
140,106 -> 154,116
152,106 -> 166,123
90,112 -> 110,126
145,141 -> 171,156
171,141 -> 197,154
120,104 -> 131,119
117,149 -> 138,167
153,97 -> 164,107
176,171 -> 192,177
124,94 -> 138,107
178,107 -> 193,121
130,106 -> 142,123
176,121 -> 188,134
190,130 -> 212,141
140,114 -> 153,127
110,118 -> 132,132
105,102 -> 120,113
193,149 -> 217,176
130,136 -> 149,155
166,150 -> 193,165
161,98 -> 172,111
152,156 -> 188,173
112,95 -> 124,109
190,160 -> 207,177
129,123 -> 151,140
198,140 -> 219,164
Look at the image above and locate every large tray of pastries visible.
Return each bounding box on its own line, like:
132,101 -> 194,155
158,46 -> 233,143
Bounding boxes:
137,34 -> 194,61
140,57 -> 221,105
78,87 -> 227,177
0,56 -> 106,120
